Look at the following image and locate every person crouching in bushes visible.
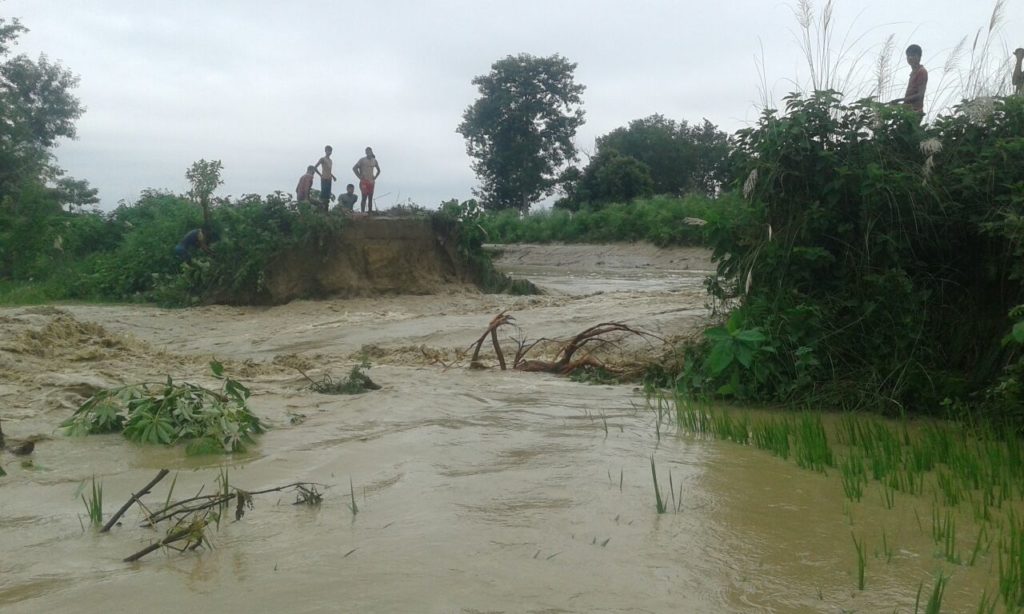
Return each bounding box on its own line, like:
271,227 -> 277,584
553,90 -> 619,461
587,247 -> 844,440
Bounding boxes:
174,227 -> 216,262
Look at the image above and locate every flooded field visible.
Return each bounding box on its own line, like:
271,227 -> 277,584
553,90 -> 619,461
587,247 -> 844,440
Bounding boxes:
0,244 -> 1004,612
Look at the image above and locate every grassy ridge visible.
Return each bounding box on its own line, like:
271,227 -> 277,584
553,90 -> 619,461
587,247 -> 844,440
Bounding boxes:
478,194 -> 745,246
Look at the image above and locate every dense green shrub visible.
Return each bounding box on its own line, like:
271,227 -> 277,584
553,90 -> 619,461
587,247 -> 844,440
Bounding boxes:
681,92 -> 1024,419
1,190 -> 349,306
431,198 -> 537,294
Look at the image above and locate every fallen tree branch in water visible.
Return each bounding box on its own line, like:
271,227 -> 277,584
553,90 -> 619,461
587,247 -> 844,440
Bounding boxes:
124,515 -> 211,562
469,311 -> 515,369
141,481 -> 326,526
114,471 -> 327,562
101,469 -> 169,532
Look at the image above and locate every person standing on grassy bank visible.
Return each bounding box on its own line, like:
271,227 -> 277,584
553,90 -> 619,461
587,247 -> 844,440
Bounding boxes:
1014,48 -> 1024,96
296,165 -> 316,203
890,44 -> 928,117
352,147 -> 380,213
314,145 -> 337,212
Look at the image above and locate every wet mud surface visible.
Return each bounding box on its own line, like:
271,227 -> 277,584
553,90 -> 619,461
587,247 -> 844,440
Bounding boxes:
0,244 -> 995,612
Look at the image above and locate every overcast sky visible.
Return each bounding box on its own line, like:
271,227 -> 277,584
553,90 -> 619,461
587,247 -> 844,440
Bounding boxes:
5,0 -> 1023,209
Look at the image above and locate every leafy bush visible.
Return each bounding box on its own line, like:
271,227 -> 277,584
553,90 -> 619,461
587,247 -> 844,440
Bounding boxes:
62,361 -> 265,455
431,198 -> 536,294
682,92 -> 1024,418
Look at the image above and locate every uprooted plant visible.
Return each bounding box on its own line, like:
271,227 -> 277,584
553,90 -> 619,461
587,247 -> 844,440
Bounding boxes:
468,311 -> 662,378
62,361 -> 265,455
297,359 -> 381,395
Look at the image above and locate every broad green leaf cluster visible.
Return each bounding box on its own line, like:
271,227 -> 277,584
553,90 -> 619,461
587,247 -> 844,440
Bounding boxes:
62,362 -> 265,455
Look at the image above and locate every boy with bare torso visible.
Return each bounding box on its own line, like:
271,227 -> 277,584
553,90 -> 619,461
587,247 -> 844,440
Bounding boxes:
890,44 -> 928,118
314,145 -> 337,211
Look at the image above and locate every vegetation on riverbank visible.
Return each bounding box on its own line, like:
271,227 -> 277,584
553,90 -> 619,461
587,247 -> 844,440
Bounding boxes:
0,191 -> 531,306
2,189 -> 350,306
477,194 -> 744,247
668,92 -> 1024,423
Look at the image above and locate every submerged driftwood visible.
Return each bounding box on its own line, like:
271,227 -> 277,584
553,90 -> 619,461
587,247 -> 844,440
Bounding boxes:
468,312 -> 661,376
98,469 -> 325,562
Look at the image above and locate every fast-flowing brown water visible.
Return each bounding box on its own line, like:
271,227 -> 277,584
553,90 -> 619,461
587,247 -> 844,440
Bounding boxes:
0,245 -> 998,612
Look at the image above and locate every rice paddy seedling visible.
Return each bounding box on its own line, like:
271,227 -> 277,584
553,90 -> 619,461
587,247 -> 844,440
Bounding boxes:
650,456 -> 666,514
675,397 -> 710,437
969,525 -> 989,567
882,484 -> 896,510
931,507 -> 958,561
969,490 -> 992,523
935,469 -> 964,507
851,532 -> 866,590
943,514 -> 959,564
880,527 -> 893,563
712,411 -> 750,445
667,469 -> 683,513
348,477 -> 359,516
215,467 -> 233,520
920,572 -> 947,614
839,453 -> 865,502
793,413 -> 833,472
751,418 -> 791,459
81,476 -> 103,527
998,510 -> 1024,607
976,590 -> 997,614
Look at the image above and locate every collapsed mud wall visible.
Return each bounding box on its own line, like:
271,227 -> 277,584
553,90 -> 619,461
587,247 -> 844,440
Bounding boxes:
259,217 -> 471,304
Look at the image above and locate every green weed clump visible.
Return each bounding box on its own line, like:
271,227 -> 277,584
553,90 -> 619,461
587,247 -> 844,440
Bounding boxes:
650,456 -> 667,514
430,198 -> 539,295
851,532 -> 867,590
80,476 -> 103,527
306,361 -> 382,395
62,361 -> 265,455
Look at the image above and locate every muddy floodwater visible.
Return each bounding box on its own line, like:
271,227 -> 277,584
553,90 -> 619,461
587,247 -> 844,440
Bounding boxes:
0,244 -> 997,612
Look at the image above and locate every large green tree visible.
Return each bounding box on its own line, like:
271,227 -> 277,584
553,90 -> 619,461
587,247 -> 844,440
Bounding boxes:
458,54 -> 585,212
595,115 -> 730,197
0,15 -> 87,277
0,17 -> 83,199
